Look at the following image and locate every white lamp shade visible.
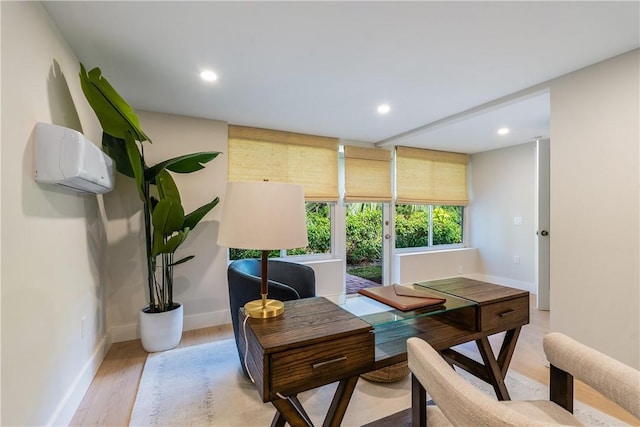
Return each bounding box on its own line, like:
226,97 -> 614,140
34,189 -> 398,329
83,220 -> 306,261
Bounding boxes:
217,181 -> 308,250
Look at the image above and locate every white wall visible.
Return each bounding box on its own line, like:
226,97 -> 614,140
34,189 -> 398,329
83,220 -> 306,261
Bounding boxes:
307,259 -> 345,303
549,50 -> 639,368
394,248 -> 479,284
469,143 -> 537,293
1,2 -> 109,425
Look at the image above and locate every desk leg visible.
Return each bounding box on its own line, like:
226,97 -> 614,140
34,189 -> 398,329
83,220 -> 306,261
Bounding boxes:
270,376 -> 359,427
497,328 -> 521,378
322,376 -> 359,427
272,396 -> 313,427
441,328 -> 521,401
476,327 -> 521,400
270,411 -> 286,427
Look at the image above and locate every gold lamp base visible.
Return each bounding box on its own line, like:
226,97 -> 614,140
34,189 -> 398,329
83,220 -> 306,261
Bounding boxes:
244,298 -> 285,318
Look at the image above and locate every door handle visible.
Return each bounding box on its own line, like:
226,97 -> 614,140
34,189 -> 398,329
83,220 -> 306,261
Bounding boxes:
537,230 -> 549,236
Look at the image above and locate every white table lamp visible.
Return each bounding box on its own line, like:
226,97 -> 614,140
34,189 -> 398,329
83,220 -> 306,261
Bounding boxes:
217,181 -> 308,318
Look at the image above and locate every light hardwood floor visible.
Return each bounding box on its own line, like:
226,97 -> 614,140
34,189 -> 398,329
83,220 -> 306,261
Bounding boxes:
70,297 -> 639,426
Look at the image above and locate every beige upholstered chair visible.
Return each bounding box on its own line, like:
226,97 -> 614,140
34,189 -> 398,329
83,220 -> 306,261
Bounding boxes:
407,333 -> 640,426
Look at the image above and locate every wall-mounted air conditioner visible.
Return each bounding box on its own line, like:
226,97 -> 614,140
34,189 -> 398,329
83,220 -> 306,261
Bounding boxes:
35,122 -> 115,194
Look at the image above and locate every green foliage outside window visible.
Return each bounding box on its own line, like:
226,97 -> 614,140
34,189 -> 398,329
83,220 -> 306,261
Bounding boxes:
395,205 -> 463,248
345,204 -> 382,264
229,203 -> 463,262
301,203 -> 332,254
229,248 -> 280,260
395,207 -> 429,248
231,203 -> 331,260
433,205 -> 463,245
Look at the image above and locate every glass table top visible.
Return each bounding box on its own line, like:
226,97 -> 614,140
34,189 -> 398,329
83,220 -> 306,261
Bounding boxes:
341,282 -> 476,328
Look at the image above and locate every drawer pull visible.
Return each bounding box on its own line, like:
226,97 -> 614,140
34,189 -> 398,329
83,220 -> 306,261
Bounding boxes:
499,309 -> 515,318
312,356 -> 347,369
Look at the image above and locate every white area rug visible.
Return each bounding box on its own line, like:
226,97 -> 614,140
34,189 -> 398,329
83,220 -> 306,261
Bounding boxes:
129,339 -> 627,427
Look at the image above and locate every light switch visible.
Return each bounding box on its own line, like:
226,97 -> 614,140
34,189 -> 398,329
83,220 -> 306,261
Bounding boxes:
513,216 -> 523,225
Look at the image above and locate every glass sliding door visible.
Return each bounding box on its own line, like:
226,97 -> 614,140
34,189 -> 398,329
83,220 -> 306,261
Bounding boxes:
345,202 -> 383,294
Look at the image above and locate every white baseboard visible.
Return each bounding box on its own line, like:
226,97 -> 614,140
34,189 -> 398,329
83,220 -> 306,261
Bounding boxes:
47,334 -> 111,426
109,321 -> 138,343
109,308 -> 232,343
183,309 -> 231,332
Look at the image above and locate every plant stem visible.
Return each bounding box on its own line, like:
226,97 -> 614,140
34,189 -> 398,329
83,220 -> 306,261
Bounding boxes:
142,164 -> 155,311
168,252 -> 174,309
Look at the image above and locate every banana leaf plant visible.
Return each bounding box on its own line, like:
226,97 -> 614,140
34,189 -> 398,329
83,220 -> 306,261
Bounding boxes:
79,64 -> 220,313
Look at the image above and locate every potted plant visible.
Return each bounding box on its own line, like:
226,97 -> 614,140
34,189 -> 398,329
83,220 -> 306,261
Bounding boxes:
79,64 -> 220,352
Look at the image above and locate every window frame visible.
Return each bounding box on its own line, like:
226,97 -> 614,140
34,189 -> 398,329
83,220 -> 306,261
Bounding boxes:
282,202 -> 336,262
228,202 -> 337,262
393,204 -> 467,254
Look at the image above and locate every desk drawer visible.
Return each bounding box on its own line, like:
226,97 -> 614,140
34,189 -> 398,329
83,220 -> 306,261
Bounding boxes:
480,295 -> 529,331
271,332 -> 374,395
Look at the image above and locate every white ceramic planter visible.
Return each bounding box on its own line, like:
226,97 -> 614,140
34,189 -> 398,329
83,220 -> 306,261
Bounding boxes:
139,303 -> 183,352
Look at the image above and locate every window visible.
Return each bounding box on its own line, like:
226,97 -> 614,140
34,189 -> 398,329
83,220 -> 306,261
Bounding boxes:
227,125 -> 339,261
286,202 -> 332,256
230,202 -> 333,260
395,204 -> 464,249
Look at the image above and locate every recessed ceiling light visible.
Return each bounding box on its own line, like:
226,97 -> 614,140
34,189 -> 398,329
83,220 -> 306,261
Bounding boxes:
377,104 -> 391,114
497,127 -> 510,135
200,70 -> 218,82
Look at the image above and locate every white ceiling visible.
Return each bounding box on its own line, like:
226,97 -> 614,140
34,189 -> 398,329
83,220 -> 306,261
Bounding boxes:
43,1 -> 639,154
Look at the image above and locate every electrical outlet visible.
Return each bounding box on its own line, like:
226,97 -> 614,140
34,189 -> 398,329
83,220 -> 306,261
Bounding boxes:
513,256 -> 520,264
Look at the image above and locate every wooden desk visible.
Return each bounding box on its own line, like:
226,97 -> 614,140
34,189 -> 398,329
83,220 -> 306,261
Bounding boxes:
240,277 -> 529,427
240,297 -> 375,427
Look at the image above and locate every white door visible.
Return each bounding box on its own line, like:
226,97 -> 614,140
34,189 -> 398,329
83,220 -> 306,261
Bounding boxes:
382,204 -> 392,285
536,138 -> 550,310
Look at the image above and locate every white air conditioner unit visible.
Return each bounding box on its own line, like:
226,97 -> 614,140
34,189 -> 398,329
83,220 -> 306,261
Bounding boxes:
35,122 -> 115,194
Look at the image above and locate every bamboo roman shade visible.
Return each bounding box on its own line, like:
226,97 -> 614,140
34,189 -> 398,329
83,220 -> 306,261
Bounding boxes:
344,146 -> 392,202
228,125 -> 339,201
396,146 -> 469,205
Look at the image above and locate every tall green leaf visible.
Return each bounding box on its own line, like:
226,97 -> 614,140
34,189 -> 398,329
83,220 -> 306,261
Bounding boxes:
156,170 -> 181,203
145,152 -> 221,181
79,64 -> 150,143
169,255 -> 195,267
183,197 -> 220,231
152,198 -> 185,235
124,134 -> 145,200
153,229 -> 190,256
151,228 -> 165,257
102,133 -> 135,178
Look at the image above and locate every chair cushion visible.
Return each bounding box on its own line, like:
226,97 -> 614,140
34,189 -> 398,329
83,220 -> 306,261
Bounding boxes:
426,406 -> 454,427
503,401 -> 584,426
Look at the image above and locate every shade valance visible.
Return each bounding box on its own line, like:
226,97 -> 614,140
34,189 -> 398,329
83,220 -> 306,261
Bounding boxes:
396,146 -> 469,205
228,125 -> 339,201
344,146 -> 392,202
